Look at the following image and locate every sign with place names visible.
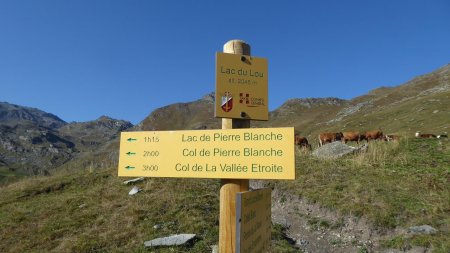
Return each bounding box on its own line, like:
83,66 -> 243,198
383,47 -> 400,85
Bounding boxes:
236,188 -> 272,253
215,52 -> 268,121
118,128 -> 295,180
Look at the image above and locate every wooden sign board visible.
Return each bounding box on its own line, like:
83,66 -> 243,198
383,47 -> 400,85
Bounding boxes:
118,128 -> 295,180
236,188 -> 272,253
215,52 -> 268,121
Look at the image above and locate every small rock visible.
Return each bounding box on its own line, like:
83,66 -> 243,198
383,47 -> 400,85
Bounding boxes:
408,225 -> 438,235
298,239 -> 309,246
153,224 -> 161,230
128,186 -> 142,195
433,110 -> 439,114
123,177 -> 145,185
78,204 -> 87,209
211,244 -> 218,253
144,234 -> 196,247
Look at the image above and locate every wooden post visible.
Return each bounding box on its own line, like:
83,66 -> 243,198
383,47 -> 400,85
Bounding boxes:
219,40 -> 251,253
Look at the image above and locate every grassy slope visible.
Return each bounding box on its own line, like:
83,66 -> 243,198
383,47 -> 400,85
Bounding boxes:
1,138 -> 448,252
259,65 -> 449,145
335,91 -> 450,136
277,137 -> 450,252
0,166 -> 27,185
0,168 -> 297,252
0,169 -> 220,252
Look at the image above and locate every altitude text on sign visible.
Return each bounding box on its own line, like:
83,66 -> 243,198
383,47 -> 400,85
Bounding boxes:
118,127 -> 295,180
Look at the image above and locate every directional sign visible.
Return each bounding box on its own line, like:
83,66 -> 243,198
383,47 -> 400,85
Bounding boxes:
236,188 -> 272,253
118,128 -> 295,180
215,52 -> 268,121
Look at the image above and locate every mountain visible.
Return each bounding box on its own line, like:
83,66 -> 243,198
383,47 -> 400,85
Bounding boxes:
322,64 -> 450,135
0,123 -> 75,176
58,116 -> 133,152
135,64 -> 449,142
253,97 -> 349,134
1,63 -> 449,183
0,102 -> 66,129
137,93 -> 219,131
1,64 -> 449,252
255,64 -> 450,143
0,104 -> 132,183
50,63 -> 450,178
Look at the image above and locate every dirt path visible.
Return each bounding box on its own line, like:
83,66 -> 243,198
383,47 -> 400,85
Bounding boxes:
251,181 -> 429,253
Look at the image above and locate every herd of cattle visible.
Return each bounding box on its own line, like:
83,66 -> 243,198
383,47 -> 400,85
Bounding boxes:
295,130 -> 448,150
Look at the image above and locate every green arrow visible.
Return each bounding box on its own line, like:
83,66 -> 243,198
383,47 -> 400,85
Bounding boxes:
125,166 -> 135,170
126,152 -> 136,156
127,138 -> 137,142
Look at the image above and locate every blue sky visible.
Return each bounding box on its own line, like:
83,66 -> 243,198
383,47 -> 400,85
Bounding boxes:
1,0 -> 449,124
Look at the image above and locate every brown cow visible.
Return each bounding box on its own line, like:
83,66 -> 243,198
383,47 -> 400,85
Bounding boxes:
415,131 -> 436,138
295,135 -> 311,150
365,129 -> 384,141
318,132 -> 343,147
342,131 -> 366,144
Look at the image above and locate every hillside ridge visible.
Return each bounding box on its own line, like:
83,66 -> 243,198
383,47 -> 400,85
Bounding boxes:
1,63 -> 449,181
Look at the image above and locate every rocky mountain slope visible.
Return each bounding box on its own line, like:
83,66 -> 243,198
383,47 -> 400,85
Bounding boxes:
0,104 -> 132,182
0,102 -> 66,128
58,116 -> 132,152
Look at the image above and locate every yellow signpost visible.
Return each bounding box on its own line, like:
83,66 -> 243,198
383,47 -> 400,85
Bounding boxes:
118,40 -> 292,252
215,52 -> 268,121
236,188 -> 272,253
118,127 -> 295,180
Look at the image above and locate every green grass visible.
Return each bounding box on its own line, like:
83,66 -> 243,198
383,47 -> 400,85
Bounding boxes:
0,167 -> 26,185
1,138 -> 449,252
282,137 -> 450,251
0,167 -> 297,252
381,234 -> 450,253
0,169 -> 220,252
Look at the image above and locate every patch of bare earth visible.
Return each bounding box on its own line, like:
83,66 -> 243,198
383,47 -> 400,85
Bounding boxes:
252,181 -> 429,253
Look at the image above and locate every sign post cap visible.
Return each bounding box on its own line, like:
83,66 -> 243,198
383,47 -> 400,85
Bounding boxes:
224,40 -> 251,55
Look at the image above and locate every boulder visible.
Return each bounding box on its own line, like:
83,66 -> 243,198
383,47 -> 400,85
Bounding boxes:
144,234 -> 196,248
408,225 -> 438,235
313,142 -> 367,159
